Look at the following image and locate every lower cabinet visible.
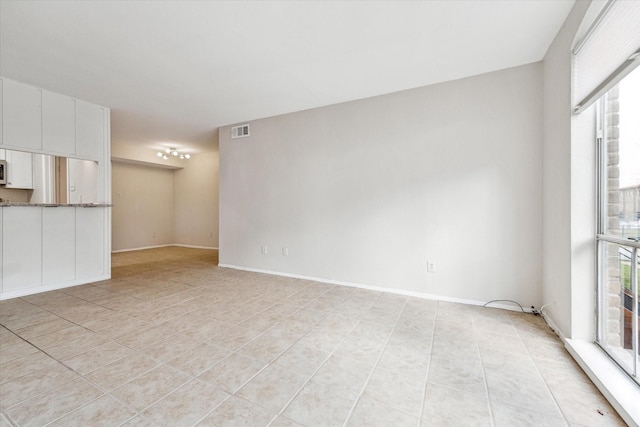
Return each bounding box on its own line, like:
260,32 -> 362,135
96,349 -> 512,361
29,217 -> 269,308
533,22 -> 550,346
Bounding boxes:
43,207 -> 76,285
76,207 -> 105,279
2,207 -> 42,292
1,206 -> 107,297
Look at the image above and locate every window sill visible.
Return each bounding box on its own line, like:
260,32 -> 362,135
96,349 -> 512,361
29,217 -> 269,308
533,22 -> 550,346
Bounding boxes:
565,339 -> 640,426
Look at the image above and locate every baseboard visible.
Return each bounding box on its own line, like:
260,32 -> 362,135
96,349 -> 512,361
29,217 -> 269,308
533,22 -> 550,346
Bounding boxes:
541,309 -> 565,339
0,274 -> 112,301
112,244 -> 174,253
217,263 -> 535,313
112,244 -> 218,253
173,244 -> 219,250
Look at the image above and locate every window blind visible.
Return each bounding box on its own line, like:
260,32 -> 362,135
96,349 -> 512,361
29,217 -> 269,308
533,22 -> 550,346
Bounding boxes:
573,0 -> 640,113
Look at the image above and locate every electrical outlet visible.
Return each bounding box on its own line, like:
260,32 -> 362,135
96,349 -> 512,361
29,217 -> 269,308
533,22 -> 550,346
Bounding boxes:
261,245 -> 268,255
209,232 -> 213,238
152,232 -> 156,238
427,261 -> 436,272
282,247 -> 289,256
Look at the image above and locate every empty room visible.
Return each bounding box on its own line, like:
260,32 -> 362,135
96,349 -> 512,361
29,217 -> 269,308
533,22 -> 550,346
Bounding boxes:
0,1 -> 639,426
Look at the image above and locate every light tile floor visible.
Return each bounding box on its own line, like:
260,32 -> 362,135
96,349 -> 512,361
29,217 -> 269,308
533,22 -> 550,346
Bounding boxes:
0,247 -> 626,426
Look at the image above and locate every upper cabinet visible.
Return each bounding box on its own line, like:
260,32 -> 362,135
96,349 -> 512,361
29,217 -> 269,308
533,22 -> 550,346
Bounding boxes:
0,149 -> 33,189
2,79 -> 42,151
76,100 -> 105,160
1,77 -> 107,162
42,90 -> 76,154
0,80 -> 3,146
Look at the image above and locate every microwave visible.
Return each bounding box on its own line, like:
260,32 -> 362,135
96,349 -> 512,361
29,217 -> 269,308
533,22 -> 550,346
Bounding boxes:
0,160 -> 6,185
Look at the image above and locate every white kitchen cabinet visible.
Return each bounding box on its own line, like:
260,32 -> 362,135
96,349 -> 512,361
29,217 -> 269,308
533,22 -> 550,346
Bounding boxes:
43,207 -> 76,285
2,78 -> 42,150
76,101 -> 104,160
2,207 -> 42,293
0,80 -> 3,148
76,207 -> 104,279
1,149 -> 33,189
42,90 -> 76,155
0,76 -> 110,299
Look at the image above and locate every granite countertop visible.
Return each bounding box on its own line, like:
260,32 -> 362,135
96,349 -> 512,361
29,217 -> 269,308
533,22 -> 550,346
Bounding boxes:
0,203 -> 112,207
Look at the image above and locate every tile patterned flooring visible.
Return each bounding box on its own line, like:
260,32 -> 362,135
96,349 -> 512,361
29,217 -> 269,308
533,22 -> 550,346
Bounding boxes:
0,247 -> 626,426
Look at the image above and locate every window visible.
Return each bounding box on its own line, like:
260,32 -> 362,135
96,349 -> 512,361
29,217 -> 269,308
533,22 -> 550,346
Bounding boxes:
596,65 -> 640,383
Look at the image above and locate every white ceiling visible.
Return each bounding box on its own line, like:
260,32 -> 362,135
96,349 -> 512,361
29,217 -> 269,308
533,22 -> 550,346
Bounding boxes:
0,0 -> 575,154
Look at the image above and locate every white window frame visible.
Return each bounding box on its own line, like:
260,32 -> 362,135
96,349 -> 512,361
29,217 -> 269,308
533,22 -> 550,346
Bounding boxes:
595,91 -> 640,384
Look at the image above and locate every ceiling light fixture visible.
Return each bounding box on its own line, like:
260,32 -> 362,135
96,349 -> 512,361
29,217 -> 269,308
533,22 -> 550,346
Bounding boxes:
156,147 -> 191,160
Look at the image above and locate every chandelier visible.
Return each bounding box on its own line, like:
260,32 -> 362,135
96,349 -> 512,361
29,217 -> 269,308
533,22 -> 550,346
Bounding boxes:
157,147 -> 191,160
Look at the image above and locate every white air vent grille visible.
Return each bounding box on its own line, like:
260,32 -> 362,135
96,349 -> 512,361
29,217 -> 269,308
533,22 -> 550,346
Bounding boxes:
231,124 -> 250,139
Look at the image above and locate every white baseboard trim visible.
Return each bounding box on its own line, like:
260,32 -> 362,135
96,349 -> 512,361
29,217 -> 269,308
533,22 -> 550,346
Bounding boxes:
564,339 -> 640,427
0,274 -> 111,301
112,244 -> 218,253
217,263 -> 535,313
541,309 -> 565,339
112,244 -> 174,253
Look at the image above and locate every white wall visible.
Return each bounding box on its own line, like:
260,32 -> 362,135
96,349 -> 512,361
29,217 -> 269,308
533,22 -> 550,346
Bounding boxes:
542,0 -> 592,340
174,150 -> 219,248
220,63 -> 543,306
111,161 -> 175,251
111,150 -> 219,252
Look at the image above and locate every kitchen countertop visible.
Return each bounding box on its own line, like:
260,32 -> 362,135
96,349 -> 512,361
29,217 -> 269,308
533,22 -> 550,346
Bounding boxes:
0,203 -> 112,207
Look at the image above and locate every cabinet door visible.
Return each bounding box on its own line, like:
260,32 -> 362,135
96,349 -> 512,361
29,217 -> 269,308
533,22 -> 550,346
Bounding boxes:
76,101 -> 104,160
4,150 -> 33,189
2,207 -> 42,292
76,207 -> 105,279
0,80 -> 3,148
43,91 -> 76,155
43,207 -> 76,285
2,79 -> 42,150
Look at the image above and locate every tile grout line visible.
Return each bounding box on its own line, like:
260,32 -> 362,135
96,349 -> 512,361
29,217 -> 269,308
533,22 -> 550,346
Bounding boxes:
261,289 -> 371,424
472,309 -> 497,427
103,362 -> 195,420
69,305 -> 233,421
0,305 -> 181,426
191,276 -> 351,425
39,391 -> 106,427
416,301 -> 439,427
515,320 -> 572,427
1,412 -> 18,427
341,295 -> 410,427
267,303 -> 367,425
15,273 -> 397,426
0,329 -> 97,412
188,291 -> 346,427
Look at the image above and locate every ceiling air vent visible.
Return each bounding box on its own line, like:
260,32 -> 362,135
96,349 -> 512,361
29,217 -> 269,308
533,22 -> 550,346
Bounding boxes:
231,124 -> 250,139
